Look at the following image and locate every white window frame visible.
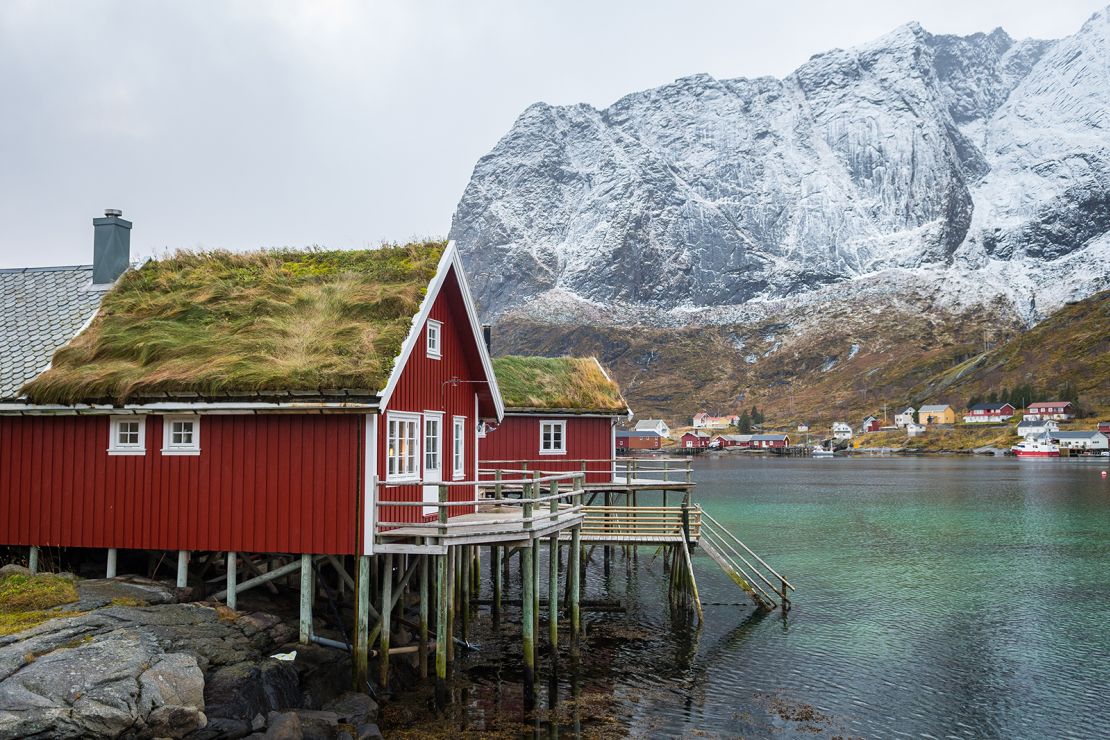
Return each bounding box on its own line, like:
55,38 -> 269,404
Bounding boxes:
162,415 -> 201,456
423,412 -> 443,476
386,412 -> 421,482
426,319 -> 442,360
452,415 -> 467,480
108,415 -> 146,455
539,419 -> 567,456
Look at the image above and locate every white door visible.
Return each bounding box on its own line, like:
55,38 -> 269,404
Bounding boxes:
423,413 -> 443,516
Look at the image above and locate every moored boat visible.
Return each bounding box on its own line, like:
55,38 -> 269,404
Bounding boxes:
1011,435 -> 1060,458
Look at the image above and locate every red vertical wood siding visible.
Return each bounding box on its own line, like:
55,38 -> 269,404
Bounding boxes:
479,415 -> 615,483
377,269 -> 488,525
0,414 -> 360,555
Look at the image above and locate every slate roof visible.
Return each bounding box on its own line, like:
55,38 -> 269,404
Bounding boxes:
617,430 -> 664,438
919,404 -> 951,413
968,402 -> 1014,411
0,266 -> 109,400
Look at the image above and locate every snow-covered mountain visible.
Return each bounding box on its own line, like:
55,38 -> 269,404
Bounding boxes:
451,8 -> 1110,325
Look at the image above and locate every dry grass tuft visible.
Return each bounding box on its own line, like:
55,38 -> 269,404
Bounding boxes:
0,573 -> 80,636
493,356 -> 627,412
23,242 -> 447,404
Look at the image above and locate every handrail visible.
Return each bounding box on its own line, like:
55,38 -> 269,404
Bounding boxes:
700,510 -> 794,591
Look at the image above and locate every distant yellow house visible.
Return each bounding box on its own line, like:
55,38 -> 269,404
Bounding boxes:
918,404 -> 956,425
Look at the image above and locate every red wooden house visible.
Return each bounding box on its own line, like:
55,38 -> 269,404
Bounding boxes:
616,430 -> 663,450
479,356 -> 630,482
680,431 -> 711,448
1098,421 -> 1110,438
749,433 -> 790,449
861,415 -> 881,433
1024,401 -> 1076,421
0,236 -> 502,561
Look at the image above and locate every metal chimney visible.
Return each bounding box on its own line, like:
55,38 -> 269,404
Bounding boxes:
92,209 -> 131,285
482,324 -> 492,353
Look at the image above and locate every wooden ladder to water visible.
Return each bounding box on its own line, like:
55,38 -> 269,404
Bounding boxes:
696,508 -> 794,612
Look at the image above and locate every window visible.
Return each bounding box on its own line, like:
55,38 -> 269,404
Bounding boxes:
108,415 -> 146,455
387,413 -> 420,481
539,419 -> 566,455
424,413 -> 442,474
426,319 -> 442,359
453,416 -> 467,479
162,415 -> 201,455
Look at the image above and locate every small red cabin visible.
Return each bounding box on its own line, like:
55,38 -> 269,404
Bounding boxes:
479,356 -> 629,483
681,431 -> 710,448
861,416 -> 881,433
749,434 -> 789,448
617,430 -> 663,450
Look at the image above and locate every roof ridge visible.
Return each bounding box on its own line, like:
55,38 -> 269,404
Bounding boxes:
0,264 -> 93,274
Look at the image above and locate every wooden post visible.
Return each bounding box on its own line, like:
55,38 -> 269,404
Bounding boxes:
446,547 -> 456,663
379,552 -> 393,689
106,548 -> 118,578
570,524 -> 581,642
461,546 -> 471,643
419,554 -> 429,678
781,577 -> 791,612
522,540 -> 535,687
494,469 -> 503,500
299,554 -> 313,644
28,546 -> 39,574
226,552 -> 237,610
176,550 -> 189,588
548,534 -> 559,649
355,555 -> 370,689
436,552 -> 448,688
532,536 -> 540,647
438,484 -> 449,536
492,545 -> 502,618
678,533 -> 703,623
522,481 -> 534,532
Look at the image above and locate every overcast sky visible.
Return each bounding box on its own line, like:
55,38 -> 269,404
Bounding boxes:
1,0 -> 1104,268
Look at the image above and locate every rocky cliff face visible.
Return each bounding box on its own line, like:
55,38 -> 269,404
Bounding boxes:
452,9 -> 1110,325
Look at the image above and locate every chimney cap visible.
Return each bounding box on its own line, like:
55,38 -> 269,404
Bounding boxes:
104,208 -> 123,218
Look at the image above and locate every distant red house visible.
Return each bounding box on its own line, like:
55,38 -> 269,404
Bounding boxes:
713,434 -> 752,448
963,402 -> 1016,423
1098,421 -> 1110,438
861,415 -> 881,433
681,431 -> 711,448
479,356 -> 629,483
1024,401 -> 1076,421
616,430 -> 663,450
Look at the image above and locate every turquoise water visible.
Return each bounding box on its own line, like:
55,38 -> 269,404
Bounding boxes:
389,456 -> 1110,738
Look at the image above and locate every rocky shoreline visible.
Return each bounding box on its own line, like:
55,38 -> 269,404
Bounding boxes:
0,574 -> 379,739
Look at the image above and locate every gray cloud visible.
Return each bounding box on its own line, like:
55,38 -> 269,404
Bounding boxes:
0,0 -> 1103,267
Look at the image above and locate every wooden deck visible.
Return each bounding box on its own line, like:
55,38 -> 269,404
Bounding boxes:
375,503 -> 583,554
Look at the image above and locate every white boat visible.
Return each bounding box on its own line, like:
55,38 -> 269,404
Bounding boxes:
811,448 -> 836,458
1011,435 -> 1060,458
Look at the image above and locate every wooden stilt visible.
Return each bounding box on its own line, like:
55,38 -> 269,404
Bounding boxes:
522,539 -> 535,686
446,547 -> 456,663
491,544 -> 502,618
532,536 -> 540,647
570,525 -> 581,641
106,548 -> 118,578
354,555 -> 370,690
461,546 -> 471,643
28,546 -> 39,574
678,533 -> 703,623
226,552 -> 237,610
176,550 -> 189,588
379,552 -> 393,689
419,553 -> 429,678
435,553 -> 448,691
299,554 -> 313,644
548,534 -> 559,649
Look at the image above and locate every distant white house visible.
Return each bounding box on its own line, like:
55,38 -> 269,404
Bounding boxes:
634,419 -> 670,437
797,424 -> 810,433
1051,431 -> 1109,451
1016,419 -> 1058,438
832,422 -> 853,441
894,407 -> 916,428
906,422 -> 926,437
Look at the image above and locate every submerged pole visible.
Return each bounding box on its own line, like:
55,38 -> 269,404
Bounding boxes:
491,544 -> 502,619
570,525 -> 581,641
548,534 -> 559,649
419,553 -> 429,678
446,546 -> 456,664
461,546 -> 471,643
436,552 -> 449,696
522,539 -> 535,687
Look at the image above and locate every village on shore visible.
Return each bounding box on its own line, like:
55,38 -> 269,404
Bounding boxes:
618,400 -> 1110,458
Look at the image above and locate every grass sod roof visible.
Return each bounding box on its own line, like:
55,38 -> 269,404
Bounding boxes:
22,241 -> 447,404
492,355 -> 627,413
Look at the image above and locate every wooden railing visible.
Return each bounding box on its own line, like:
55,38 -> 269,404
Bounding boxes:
479,457 -> 693,487
580,505 -> 701,541
697,509 -> 794,611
